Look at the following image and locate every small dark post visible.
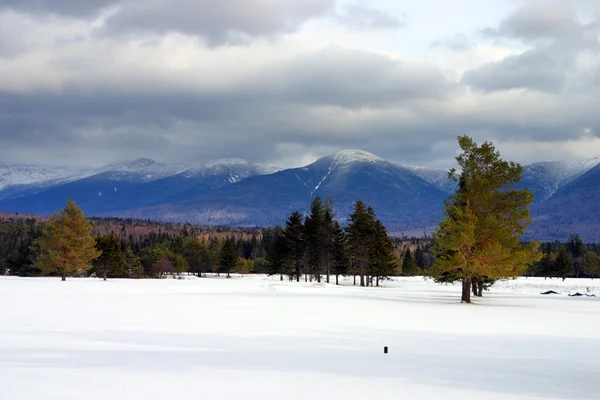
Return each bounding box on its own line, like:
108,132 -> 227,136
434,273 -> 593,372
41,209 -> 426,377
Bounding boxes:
384,346 -> 388,354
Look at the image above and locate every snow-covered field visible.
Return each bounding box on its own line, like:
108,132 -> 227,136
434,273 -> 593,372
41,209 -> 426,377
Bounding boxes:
1,275 -> 599,400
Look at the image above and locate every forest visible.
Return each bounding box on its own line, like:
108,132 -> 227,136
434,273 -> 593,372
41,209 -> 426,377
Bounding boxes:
1,202 -> 598,283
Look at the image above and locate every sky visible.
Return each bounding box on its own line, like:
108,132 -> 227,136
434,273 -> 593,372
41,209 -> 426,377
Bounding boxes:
1,0 -> 600,169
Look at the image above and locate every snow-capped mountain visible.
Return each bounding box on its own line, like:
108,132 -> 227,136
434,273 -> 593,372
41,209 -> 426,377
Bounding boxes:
0,157 -> 280,215
93,158 -> 190,182
116,150 -> 449,234
3,151 -> 600,240
0,164 -> 94,191
520,158 -> 600,202
401,165 -> 456,194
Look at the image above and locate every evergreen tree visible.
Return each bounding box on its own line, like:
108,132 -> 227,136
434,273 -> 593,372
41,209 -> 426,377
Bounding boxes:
369,219 -> 397,286
428,136 -> 540,303
304,197 -> 327,282
584,251 -> 600,279
123,247 -> 143,278
554,246 -> 573,281
283,211 -> 305,282
36,200 -> 101,281
415,246 -> 426,272
345,201 -> 375,287
566,235 -> 585,277
402,248 -> 418,276
265,227 -> 288,280
94,235 -> 126,280
220,238 -> 238,278
332,221 -> 349,285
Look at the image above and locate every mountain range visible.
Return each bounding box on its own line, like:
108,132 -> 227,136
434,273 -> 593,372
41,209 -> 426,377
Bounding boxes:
1,150 -> 599,241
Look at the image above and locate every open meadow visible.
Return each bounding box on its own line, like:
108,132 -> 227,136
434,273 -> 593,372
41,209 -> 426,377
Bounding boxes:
1,275 -> 599,400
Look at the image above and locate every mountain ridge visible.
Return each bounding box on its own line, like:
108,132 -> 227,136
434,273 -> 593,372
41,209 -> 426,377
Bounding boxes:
2,150 -> 600,240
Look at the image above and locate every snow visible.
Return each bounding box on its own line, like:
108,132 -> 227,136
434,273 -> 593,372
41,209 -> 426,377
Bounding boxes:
331,149 -> 383,165
0,164 -> 94,191
96,158 -> 189,181
1,275 -> 599,400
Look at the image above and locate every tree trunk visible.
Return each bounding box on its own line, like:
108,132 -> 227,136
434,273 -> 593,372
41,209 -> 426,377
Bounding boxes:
336,274 -> 339,285
61,272 -> 66,282
461,277 -> 471,303
353,275 -> 356,286
477,281 -> 484,297
376,277 -> 380,287
103,269 -> 107,281
472,281 -> 478,296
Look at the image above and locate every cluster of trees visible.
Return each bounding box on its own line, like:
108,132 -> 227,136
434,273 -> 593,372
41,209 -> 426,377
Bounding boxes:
528,236 -> 600,280
265,197 -> 397,286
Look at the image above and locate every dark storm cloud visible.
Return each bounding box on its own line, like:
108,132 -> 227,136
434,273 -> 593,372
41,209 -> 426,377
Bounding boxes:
336,3 -> 405,30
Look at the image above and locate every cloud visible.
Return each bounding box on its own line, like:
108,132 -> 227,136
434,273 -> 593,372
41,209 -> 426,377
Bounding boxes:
0,0 -> 114,17
336,3 -> 405,30
104,0 -> 336,43
483,2 -> 581,42
1,0 -> 336,43
431,33 -> 472,51
2,1 -> 600,170
461,47 -> 572,93
463,1 -> 599,93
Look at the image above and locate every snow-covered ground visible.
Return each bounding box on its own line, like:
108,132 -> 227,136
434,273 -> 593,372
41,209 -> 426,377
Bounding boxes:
1,276 -> 599,400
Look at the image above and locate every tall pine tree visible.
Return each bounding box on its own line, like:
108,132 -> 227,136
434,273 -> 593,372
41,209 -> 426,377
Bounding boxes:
36,200 -> 101,281
428,136 -> 540,303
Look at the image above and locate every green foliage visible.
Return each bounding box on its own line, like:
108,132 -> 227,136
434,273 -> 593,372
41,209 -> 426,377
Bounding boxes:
220,238 -> 238,278
554,246 -> 573,281
428,136 -> 541,302
283,211 -> 305,282
93,235 -> 126,280
36,200 -> 101,280
346,201 -> 396,286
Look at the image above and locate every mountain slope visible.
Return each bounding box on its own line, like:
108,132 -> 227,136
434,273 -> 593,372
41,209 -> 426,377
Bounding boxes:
117,150 -> 449,234
528,163 -> 600,241
0,158 -> 278,215
520,158 -> 600,203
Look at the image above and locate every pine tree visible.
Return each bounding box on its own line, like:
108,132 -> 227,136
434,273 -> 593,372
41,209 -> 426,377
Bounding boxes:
265,227 -> 288,280
584,252 -> 600,279
220,238 -> 238,278
94,235 -> 126,280
36,200 -> 101,281
332,221 -> 349,285
402,248 -> 418,276
566,235 -> 585,277
345,201 -> 375,287
415,246 -> 426,273
283,211 -> 305,282
123,247 -> 143,278
554,246 -> 573,281
428,136 -> 540,303
304,197 -> 327,282
369,219 -> 397,286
